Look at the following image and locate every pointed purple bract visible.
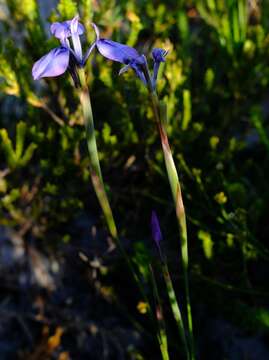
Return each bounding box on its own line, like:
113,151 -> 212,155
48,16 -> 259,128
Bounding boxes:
32,47 -> 70,80
151,211 -> 163,245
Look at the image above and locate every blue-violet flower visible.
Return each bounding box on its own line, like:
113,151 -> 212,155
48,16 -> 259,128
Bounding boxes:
88,23 -> 148,85
90,23 -> 167,89
32,16 -> 86,80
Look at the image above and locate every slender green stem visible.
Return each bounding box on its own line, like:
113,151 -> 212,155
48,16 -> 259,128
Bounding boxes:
77,68 -> 118,239
77,67 -> 156,327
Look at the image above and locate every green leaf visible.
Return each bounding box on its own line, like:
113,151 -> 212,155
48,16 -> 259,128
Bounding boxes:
7,0 -> 39,21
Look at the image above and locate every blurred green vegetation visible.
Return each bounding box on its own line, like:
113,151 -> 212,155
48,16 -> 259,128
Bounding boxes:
1,0 -> 269,358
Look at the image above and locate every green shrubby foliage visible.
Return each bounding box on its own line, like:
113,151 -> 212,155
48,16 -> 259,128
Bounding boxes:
57,0 -> 77,19
0,121 -> 37,169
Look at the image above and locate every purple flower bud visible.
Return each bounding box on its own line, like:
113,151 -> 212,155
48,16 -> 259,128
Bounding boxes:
152,48 -> 168,63
151,211 -> 165,260
151,48 -> 168,89
32,46 -> 70,80
151,211 -> 163,245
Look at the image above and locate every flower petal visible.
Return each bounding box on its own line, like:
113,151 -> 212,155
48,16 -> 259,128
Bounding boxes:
32,47 -> 70,80
96,39 -> 140,64
51,17 -> 84,40
66,18 -> 84,36
70,15 -> 80,34
70,15 -> 83,61
51,22 -> 70,40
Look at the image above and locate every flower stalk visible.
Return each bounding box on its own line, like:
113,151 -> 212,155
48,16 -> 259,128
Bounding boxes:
88,24 -> 196,356
77,67 -> 118,239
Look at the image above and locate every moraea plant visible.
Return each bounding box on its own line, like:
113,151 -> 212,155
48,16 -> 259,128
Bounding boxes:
32,17 -> 194,359
93,24 -> 195,359
32,16 -> 155,336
